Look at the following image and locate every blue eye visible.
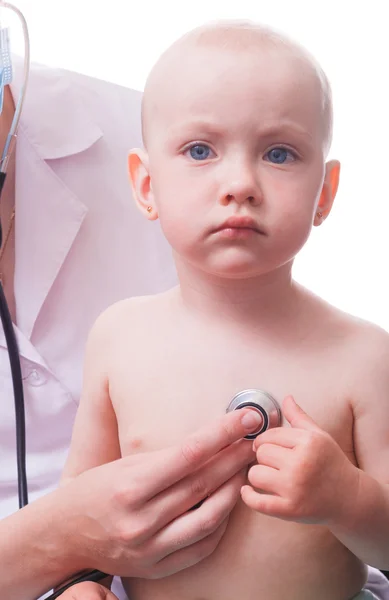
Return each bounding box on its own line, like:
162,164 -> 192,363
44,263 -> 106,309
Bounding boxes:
266,147 -> 295,164
188,144 -> 211,161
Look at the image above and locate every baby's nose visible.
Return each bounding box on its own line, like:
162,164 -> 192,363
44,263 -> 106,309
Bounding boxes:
219,170 -> 262,207
224,192 -> 256,205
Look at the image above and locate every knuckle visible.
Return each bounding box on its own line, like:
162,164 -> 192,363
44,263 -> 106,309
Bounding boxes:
198,513 -> 219,536
111,482 -> 127,504
304,431 -> 324,453
117,519 -> 148,545
180,438 -> 205,467
219,419 -> 236,444
112,480 -> 138,506
190,475 -> 209,499
285,495 -> 303,518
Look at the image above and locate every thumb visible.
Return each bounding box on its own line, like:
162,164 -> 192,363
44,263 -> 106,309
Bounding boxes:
282,395 -> 321,431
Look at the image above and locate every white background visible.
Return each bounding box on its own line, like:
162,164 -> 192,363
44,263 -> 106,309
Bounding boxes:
4,0 -> 389,330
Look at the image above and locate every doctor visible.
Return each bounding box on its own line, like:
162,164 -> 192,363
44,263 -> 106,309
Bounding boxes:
0,57 -> 387,600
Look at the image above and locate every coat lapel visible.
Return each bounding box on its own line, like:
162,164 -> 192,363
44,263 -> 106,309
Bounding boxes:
10,58 -> 103,338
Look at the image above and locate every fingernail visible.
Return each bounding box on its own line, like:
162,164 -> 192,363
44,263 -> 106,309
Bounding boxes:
241,410 -> 263,431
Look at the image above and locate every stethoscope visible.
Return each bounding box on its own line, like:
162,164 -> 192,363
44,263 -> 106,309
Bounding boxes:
0,5 -> 283,598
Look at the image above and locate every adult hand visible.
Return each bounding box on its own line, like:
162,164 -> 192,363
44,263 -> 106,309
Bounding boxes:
60,408 -> 261,579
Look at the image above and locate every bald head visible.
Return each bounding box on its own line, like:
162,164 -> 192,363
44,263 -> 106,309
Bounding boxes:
142,20 -> 333,155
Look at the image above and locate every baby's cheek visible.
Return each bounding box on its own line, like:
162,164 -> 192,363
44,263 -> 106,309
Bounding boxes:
160,214 -> 198,252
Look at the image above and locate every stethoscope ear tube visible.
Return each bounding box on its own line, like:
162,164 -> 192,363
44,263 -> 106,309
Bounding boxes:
0,281 -> 28,507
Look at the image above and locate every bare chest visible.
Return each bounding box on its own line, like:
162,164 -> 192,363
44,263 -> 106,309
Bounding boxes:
109,328 -> 354,459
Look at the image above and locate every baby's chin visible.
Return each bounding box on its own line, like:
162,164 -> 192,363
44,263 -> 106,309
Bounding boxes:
198,256 -> 274,281
174,245 -> 291,282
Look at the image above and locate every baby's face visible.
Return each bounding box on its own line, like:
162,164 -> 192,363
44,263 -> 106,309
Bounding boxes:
144,45 -> 331,279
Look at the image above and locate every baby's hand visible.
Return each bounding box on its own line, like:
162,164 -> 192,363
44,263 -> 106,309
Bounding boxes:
57,582 -> 117,600
241,395 -> 359,526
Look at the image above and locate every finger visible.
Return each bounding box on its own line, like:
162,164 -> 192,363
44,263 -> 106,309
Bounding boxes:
58,581 -> 118,600
145,440 -> 253,533
282,395 -> 322,432
148,471 -> 243,560
150,519 -> 228,578
255,443 -> 288,470
133,409 -> 262,501
247,464 -> 281,494
254,426 -> 304,450
241,485 -> 289,518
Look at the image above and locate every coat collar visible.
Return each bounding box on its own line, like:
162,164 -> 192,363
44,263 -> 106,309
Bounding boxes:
11,56 -> 103,159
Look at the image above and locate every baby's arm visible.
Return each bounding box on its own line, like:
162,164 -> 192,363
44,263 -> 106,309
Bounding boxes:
328,325 -> 389,569
61,308 -> 121,484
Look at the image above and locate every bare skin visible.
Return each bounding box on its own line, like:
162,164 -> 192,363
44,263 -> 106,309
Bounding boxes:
63,22 -> 389,600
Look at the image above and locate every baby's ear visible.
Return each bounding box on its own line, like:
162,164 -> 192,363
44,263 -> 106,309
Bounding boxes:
314,159 -> 340,226
128,149 -> 158,220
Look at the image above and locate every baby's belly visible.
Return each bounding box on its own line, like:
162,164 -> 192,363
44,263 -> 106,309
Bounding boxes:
123,500 -> 366,600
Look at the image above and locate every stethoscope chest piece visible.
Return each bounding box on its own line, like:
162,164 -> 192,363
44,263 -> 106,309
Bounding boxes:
226,389 -> 282,440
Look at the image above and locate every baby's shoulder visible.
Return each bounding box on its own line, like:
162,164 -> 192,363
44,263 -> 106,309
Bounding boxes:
336,312 -> 389,415
88,289 -> 176,346
311,292 -> 389,375
303,297 -> 389,418
342,314 -> 389,379
325,303 -> 389,356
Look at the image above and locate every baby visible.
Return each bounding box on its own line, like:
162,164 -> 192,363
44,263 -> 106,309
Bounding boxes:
62,21 -> 389,600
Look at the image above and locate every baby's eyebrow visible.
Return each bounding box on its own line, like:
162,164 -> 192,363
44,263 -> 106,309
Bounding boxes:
256,121 -> 314,141
169,119 -> 225,140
